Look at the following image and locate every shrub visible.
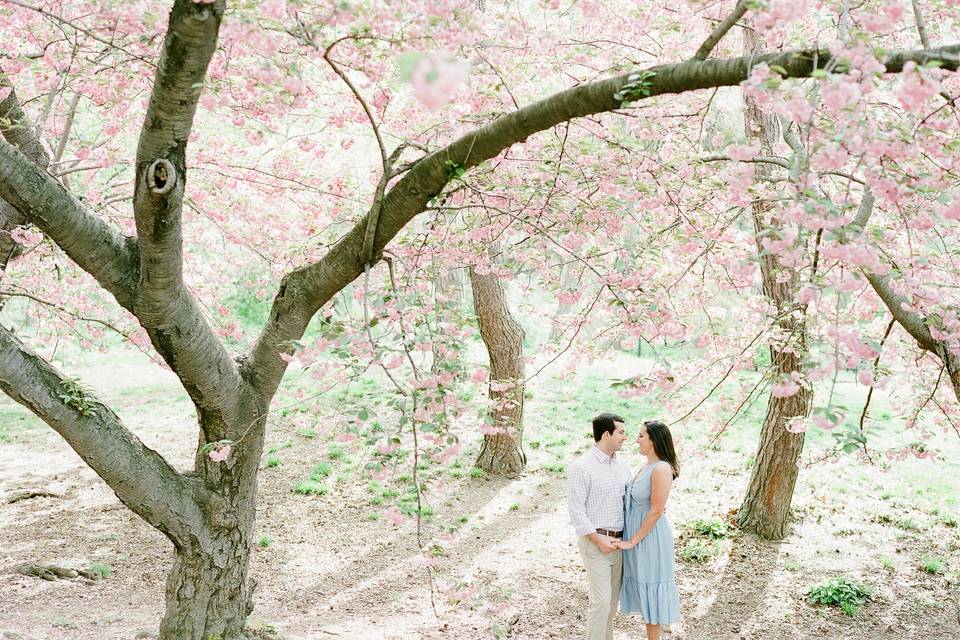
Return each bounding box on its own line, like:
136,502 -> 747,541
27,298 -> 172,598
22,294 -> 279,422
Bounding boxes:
691,517 -> 729,539
681,539 -> 719,562
807,577 -> 873,616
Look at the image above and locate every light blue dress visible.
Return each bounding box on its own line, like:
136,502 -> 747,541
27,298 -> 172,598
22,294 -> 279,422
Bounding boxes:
620,460 -> 681,624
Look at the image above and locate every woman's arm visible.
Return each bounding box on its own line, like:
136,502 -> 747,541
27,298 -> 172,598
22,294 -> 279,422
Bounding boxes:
620,465 -> 672,548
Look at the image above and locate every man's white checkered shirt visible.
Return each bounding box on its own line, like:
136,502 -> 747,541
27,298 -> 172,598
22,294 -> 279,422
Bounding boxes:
567,445 -> 632,536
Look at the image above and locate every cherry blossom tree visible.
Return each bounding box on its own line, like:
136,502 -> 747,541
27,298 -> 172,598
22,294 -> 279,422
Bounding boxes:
1,0 -> 959,636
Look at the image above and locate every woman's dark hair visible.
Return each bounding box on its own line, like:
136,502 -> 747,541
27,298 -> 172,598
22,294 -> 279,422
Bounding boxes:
643,420 -> 680,479
592,413 -> 625,441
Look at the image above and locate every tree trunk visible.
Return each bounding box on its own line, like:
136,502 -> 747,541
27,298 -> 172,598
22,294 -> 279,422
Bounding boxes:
160,411 -> 264,640
469,262 -> 526,476
737,349 -> 811,539
736,29 -> 812,540
160,534 -> 254,640
548,261 -> 579,342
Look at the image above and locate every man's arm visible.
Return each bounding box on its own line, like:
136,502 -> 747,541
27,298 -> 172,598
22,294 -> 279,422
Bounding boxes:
567,463 -> 618,554
567,463 -> 596,536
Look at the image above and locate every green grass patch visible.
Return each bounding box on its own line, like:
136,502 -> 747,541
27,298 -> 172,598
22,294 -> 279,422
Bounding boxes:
690,517 -> 729,539
90,562 -> 111,579
807,577 -> 873,616
293,480 -> 328,496
920,557 -> 946,575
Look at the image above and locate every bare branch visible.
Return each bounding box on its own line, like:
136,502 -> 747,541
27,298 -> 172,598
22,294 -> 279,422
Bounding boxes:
693,0 -> 750,61
912,0 -> 930,49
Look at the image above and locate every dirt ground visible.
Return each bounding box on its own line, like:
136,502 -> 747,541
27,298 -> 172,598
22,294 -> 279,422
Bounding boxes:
0,352 -> 958,640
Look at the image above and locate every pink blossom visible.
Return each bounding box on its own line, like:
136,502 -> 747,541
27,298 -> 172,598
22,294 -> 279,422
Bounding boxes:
771,380 -> 800,398
412,56 -> 469,111
727,143 -> 761,162
821,79 -> 861,114
857,369 -> 875,386
10,226 -> 42,245
862,1 -> 904,33
208,444 -> 231,463
797,286 -> 819,305
942,199 -> 960,221
385,507 -> 408,526
470,368 -> 488,383
897,62 -> 940,114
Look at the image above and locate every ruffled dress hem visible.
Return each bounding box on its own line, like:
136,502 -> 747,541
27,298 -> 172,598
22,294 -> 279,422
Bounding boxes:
619,577 -> 682,624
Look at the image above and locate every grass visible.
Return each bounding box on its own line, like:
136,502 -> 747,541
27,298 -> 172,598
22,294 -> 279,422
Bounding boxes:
293,480 -> 328,496
258,535 -> 272,548
920,557 -> 946,575
89,562 -> 111,579
265,456 -> 281,468
807,577 -> 873,616
310,462 -> 332,480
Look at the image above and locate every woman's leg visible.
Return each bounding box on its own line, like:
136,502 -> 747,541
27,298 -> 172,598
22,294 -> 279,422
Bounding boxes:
645,623 -> 661,640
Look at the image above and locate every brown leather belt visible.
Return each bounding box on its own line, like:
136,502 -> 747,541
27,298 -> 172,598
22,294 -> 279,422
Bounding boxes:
596,528 -> 622,538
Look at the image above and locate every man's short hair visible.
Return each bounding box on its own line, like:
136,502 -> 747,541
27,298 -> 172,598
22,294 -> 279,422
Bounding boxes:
592,413 -> 625,442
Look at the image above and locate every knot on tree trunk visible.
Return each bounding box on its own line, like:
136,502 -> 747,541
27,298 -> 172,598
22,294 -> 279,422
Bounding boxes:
146,159 -> 177,196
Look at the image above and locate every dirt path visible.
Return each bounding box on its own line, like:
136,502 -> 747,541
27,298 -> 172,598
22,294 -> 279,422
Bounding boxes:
1,352 -> 958,639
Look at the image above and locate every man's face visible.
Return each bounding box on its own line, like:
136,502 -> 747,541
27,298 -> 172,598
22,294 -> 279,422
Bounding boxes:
609,421 -> 627,452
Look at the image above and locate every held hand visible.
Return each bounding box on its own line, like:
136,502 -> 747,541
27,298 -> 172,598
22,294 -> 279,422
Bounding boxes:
616,539 -> 636,550
594,535 -> 618,555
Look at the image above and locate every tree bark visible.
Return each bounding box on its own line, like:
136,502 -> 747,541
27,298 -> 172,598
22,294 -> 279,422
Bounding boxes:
469,261 -> 526,475
736,30 -> 812,540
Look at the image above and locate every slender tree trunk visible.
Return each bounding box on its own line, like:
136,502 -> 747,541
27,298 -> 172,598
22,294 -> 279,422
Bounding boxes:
736,30 -> 812,540
548,261 -> 578,342
469,261 -> 526,475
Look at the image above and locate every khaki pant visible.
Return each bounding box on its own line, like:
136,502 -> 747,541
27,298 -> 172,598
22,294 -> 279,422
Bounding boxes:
577,536 -> 622,640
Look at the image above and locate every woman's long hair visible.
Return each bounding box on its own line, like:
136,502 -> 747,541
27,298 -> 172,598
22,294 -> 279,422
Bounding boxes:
643,420 -> 680,479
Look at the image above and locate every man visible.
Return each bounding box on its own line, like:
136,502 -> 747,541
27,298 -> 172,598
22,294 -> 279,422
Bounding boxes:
567,413 -> 632,640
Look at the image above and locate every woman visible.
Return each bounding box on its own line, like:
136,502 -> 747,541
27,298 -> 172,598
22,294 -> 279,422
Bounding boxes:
615,419 -> 681,639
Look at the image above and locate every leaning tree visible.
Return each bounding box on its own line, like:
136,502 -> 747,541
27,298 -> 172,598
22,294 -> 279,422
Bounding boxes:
2,0 -> 959,637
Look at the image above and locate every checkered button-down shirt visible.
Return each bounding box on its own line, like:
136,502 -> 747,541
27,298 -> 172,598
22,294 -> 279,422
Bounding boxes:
567,445 -> 632,536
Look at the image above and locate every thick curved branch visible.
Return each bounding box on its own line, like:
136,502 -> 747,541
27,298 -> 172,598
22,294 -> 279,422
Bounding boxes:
839,188 -> 935,350
245,42 -> 960,402
0,325 -> 209,550
0,140 -> 139,309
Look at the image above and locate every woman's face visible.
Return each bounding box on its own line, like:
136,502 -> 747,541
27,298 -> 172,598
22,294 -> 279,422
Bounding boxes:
635,424 -> 654,457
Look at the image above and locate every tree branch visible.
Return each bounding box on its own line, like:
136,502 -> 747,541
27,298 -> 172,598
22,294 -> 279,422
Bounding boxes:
244,42 -> 960,401
133,0 -> 223,319
693,0 -> 750,61
0,68 -> 50,276
0,325 -> 209,550
849,192 -> 937,350
127,0 -> 244,438
0,140 -> 140,310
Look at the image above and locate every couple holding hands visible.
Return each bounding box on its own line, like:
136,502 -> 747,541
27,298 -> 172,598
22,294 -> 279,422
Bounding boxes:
567,413 -> 682,640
